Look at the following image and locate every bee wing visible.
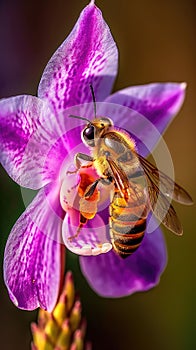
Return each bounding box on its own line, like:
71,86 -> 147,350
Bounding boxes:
107,158 -> 130,200
138,154 -> 193,205
147,181 -> 183,235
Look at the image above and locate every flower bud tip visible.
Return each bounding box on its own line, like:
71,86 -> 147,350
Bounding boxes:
65,270 -> 73,282
181,82 -> 187,90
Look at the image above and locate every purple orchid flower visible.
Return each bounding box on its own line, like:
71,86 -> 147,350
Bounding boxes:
0,0 -> 186,311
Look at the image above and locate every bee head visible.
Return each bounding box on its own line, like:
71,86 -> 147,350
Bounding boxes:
82,117 -> 113,148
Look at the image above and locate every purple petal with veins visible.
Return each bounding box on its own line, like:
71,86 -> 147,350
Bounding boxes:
4,183 -> 64,311
0,96 -> 91,189
0,95 -> 55,189
38,2 -> 118,113
80,217 -> 167,297
104,83 -> 186,156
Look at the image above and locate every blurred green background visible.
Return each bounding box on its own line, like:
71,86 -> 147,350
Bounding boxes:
0,0 -> 195,349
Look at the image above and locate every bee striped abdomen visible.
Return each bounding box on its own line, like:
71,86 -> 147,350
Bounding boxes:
110,189 -> 147,258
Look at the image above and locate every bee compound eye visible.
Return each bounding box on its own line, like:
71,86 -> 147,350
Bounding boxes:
83,125 -> 95,140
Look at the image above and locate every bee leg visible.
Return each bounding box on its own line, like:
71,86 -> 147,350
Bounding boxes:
84,176 -> 113,199
69,181 -> 79,192
68,225 -> 82,240
84,179 -> 100,198
68,214 -> 87,241
75,153 -> 93,168
66,153 -> 93,175
100,176 -> 113,185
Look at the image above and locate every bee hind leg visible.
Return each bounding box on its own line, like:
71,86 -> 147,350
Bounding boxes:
68,224 -> 82,241
68,214 -> 87,241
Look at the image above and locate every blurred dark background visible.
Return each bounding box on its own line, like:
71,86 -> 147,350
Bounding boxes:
0,0 -> 195,349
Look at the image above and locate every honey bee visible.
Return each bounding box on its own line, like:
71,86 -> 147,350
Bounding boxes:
68,89 -> 193,258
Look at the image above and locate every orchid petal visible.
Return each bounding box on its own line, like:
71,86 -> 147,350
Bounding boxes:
104,83 -> 186,156
23,104 -> 91,187
0,97 -> 86,188
0,95 -> 58,189
38,2 -> 118,113
80,216 -> 167,297
3,183 -> 64,311
62,209 -> 112,256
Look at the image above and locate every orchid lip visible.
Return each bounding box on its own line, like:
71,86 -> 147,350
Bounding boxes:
74,242 -> 112,256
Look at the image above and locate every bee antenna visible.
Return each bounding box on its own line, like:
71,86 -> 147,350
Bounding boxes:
68,115 -> 91,123
90,83 -> 97,118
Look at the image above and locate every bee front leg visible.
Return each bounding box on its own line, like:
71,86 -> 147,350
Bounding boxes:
67,153 -> 94,175
84,176 -> 113,198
